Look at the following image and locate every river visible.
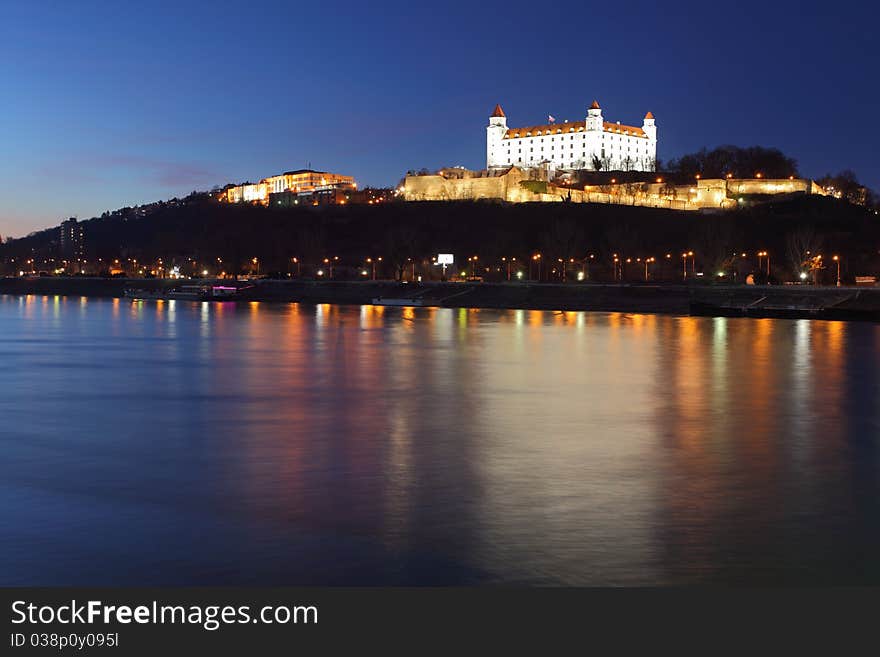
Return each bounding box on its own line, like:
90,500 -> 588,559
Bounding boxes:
1,295 -> 878,585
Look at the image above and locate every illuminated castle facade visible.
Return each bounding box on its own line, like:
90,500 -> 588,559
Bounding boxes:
487,101 -> 657,172
225,169 -> 356,205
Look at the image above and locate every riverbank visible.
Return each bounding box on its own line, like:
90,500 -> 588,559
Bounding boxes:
2,277 -> 879,320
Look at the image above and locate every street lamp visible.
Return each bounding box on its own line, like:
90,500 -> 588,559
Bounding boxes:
366,257 -> 382,280
502,256 -> 516,281
644,257 -> 655,281
757,251 -> 770,278
532,253 -> 542,281
832,255 -> 841,286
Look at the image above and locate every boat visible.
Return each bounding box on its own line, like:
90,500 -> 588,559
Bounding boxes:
124,284 -> 243,301
372,296 -> 425,307
123,288 -> 166,300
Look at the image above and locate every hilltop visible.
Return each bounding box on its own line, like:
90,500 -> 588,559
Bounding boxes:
1,194 -> 877,284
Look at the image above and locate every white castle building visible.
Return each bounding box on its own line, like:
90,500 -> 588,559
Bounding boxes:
487,101 -> 657,172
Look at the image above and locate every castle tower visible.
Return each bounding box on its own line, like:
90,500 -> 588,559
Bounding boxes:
642,111 -> 657,169
487,104 -> 507,169
584,100 -> 604,169
586,100 -> 603,132
642,111 -> 656,140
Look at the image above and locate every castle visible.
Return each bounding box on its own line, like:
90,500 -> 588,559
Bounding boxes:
487,101 -> 657,172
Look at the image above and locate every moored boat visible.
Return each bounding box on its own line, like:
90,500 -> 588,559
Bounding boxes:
372,296 -> 425,307
124,284 -> 244,301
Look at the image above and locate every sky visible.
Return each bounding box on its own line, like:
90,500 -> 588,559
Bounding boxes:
0,0 -> 877,237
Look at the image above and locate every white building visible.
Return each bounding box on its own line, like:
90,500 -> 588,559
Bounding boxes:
487,101 -> 657,172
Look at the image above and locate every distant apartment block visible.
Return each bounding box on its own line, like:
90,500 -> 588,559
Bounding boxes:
59,217 -> 84,261
224,169 -> 356,205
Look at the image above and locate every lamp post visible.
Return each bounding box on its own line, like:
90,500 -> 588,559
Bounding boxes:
681,252 -> 688,281
502,257 -> 517,281
644,257 -> 655,281
366,257 -> 381,280
532,254 -> 542,281
467,256 -> 479,279
833,255 -> 841,286
757,251 -> 770,279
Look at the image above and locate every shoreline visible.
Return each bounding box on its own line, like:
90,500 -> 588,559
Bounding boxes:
2,277 -> 879,321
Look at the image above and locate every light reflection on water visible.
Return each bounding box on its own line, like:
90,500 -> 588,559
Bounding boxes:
1,295 -> 878,585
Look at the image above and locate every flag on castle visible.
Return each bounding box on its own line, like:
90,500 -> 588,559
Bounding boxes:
548,115 -> 555,123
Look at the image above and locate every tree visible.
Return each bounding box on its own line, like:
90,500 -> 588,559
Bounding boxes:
591,154 -> 603,172
817,170 -> 870,205
540,217 -> 584,281
786,225 -> 823,280
691,216 -> 740,277
665,145 -> 798,180
385,221 -> 422,281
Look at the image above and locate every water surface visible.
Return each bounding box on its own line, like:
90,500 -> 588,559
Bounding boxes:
1,295 -> 878,585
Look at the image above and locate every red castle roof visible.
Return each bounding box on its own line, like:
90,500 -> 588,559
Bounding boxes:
503,119 -> 647,139
491,104 -> 506,118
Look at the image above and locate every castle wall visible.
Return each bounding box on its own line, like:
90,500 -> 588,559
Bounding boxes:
404,170 -> 824,211
404,169 -> 528,201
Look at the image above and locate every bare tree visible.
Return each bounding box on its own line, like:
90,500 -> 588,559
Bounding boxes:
786,225 -> 823,279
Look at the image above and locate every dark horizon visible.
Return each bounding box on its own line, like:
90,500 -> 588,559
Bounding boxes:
1,0 -> 877,237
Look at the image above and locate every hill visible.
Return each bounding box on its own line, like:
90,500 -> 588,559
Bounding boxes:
1,195 -> 877,284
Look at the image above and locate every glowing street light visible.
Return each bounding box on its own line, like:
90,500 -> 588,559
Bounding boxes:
467,255 -> 479,279
644,256 -> 655,281
832,255 -> 841,286
502,256 -> 517,281
366,257 -> 382,280
757,251 -> 770,278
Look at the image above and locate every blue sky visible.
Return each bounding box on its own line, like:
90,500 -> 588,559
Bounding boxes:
0,0 -> 876,237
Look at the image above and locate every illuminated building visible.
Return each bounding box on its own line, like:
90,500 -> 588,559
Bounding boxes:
225,169 -> 356,205
59,217 -> 84,261
487,101 -> 657,172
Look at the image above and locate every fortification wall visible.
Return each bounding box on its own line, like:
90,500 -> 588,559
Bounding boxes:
404,171 -> 523,201
404,171 -> 823,210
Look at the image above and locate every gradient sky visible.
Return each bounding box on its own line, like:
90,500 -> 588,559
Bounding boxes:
1,0 -> 876,237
